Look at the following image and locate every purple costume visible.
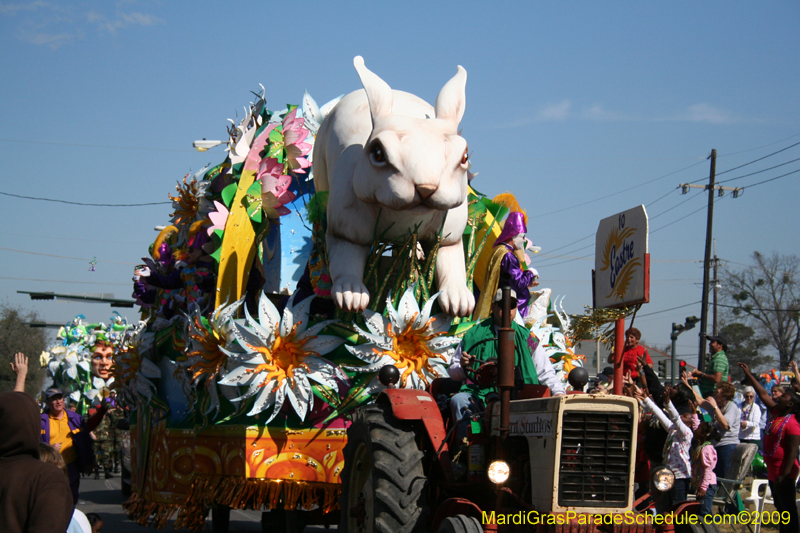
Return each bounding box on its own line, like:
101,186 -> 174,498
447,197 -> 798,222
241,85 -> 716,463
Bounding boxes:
498,243 -> 535,317
495,212 -> 536,317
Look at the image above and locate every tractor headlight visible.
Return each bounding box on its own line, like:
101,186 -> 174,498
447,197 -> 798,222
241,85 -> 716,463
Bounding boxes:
487,460 -> 510,484
652,467 -> 675,492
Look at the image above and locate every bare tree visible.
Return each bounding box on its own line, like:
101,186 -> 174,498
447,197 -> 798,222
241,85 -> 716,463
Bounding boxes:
0,304 -> 48,393
722,252 -> 800,368
718,322 -> 772,380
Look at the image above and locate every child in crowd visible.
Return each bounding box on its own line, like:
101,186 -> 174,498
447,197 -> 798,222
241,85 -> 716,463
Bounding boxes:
691,421 -> 718,516
634,385 -> 697,508
85,513 -> 103,533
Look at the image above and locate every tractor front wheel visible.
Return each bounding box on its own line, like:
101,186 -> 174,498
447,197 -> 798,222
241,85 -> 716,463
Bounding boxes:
339,403 -> 429,533
437,514 -> 483,533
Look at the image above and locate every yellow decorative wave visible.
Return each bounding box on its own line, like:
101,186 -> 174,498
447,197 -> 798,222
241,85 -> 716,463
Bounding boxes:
606,257 -> 641,301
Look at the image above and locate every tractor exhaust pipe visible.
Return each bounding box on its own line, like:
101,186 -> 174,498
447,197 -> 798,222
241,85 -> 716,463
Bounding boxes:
497,285 -> 515,440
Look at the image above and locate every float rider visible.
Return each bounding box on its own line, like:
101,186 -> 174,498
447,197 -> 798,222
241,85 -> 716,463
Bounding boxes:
473,212 -> 539,321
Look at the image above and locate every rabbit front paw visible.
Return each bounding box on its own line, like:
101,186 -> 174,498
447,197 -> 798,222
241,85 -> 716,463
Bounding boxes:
438,284 -> 475,318
332,278 -> 371,312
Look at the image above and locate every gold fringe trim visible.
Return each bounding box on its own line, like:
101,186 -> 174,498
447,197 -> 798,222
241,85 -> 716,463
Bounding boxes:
122,492 -> 181,529
474,244 -> 509,322
174,475 -> 341,531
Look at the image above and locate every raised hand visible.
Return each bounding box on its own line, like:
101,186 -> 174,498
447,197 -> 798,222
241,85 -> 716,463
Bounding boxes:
10,352 -> 28,376
11,352 -> 28,393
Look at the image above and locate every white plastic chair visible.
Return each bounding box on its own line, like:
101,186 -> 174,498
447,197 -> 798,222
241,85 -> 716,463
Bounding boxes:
741,479 -> 773,533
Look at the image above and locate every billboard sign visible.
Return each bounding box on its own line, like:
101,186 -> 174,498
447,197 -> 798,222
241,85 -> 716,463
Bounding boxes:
594,205 -> 650,309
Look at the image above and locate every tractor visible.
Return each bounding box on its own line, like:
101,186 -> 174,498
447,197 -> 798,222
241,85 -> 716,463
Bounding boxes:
338,287 -> 680,532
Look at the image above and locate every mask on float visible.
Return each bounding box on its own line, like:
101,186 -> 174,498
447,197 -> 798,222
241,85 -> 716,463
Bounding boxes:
91,343 -> 114,381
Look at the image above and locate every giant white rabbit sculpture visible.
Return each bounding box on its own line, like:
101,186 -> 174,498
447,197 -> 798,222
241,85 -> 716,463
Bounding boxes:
313,56 -> 475,317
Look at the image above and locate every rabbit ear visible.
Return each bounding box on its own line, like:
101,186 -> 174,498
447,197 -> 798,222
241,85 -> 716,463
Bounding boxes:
434,65 -> 467,129
354,56 -> 394,124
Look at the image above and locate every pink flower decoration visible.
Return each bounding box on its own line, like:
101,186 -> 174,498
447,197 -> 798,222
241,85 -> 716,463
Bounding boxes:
257,157 -> 296,220
207,200 -> 230,235
282,108 -> 312,173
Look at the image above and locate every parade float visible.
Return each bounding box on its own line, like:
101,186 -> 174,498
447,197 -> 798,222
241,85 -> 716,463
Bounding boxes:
118,57 -> 584,530
42,313 -> 133,415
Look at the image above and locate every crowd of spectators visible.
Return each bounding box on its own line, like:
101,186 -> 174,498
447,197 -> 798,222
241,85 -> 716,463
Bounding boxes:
592,334 -> 800,533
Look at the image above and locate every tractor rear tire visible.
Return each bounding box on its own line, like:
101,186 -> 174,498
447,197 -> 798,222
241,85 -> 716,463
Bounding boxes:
437,514 -> 483,533
339,403 -> 429,533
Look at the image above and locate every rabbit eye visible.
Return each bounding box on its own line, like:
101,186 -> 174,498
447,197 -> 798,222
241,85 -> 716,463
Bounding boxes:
461,148 -> 469,165
369,142 -> 387,165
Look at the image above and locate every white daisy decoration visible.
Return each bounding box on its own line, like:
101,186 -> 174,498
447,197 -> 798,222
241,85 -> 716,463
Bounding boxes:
218,292 -> 348,422
345,285 -> 460,391
85,376 -> 115,404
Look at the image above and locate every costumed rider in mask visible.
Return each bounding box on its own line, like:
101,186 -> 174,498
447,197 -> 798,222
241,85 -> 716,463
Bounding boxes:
474,211 -> 539,322
448,289 -> 565,425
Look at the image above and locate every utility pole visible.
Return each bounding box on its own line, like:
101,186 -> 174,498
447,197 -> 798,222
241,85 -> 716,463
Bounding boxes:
698,149 -> 716,372
678,151 -> 742,371
713,239 -> 719,336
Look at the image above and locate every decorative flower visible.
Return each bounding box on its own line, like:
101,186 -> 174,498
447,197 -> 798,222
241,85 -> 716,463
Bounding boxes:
228,106 -> 259,166
282,108 -> 312,173
345,286 -> 459,391
60,352 -> 91,381
115,343 -> 161,404
186,302 -> 239,415
86,376 -> 115,403
257,157 -> 296,219
218,293 -> 347,421
169,175 -> 201,229
206,200 -> 230,235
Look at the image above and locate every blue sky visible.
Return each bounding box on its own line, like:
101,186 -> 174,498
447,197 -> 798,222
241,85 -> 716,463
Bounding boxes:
1,1 -> 798,367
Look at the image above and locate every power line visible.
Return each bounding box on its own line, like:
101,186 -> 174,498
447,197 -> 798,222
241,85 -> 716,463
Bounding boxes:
646,187 -> 678,208
529,159 -> 707,220
650,202 -> 716,235
536,253 -> 593,267
649,190 -> 704,221
0,276 -> 130,286
717,132 -> 800,157
0,231 -> 149,246
740,167 -> 800,189
539,185 -> 684,258
717,302 -> 800,313
689,140 -> 800,184
0,191 -> 171,207
536,190 -> 707,267
637,301 -> 701,318
0,138 -> 197,153
0,246 -> 137,265
717,157 -> 800,184
716,140 -> 800,177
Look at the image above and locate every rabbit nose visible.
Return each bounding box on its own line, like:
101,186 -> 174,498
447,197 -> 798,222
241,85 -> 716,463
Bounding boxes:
416,184 -> 437,199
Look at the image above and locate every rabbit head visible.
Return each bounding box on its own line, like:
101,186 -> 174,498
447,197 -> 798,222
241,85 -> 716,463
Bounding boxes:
350,56 -> 469,212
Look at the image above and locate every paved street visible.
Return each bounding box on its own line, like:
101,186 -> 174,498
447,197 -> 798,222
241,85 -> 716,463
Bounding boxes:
76,475 -> 335,532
